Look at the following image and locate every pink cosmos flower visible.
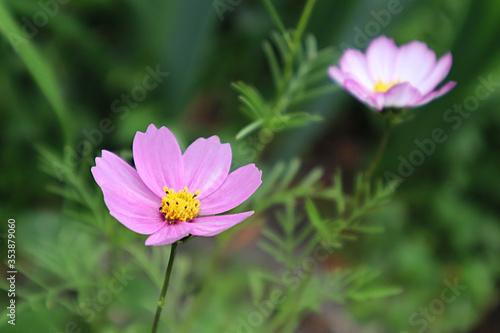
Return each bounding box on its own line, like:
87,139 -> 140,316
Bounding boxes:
329,35 -> 456,111
91,124 -> 262,246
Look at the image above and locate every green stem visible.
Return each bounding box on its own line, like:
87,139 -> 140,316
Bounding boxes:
349,121 -> 390,211
364,123 -> 390,184
276,0 -> 317,105
151,242 -> 178,333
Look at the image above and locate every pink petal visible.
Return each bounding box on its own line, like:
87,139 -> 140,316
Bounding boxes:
344,79 -> 383,110
328,66 -> 346,86
183,136 -> 231,200
414,81 -> 456,107
366,36 -> 399,83
191,211 -> 254,237
383,82 -> 423,108
133,124 -> 184,197
417,53 -> 453,95
145,222 -> 195,246
394,41 -> 436,86
338,49 -> 373,90
199,164 -> 262,215
92,150 -> 166,235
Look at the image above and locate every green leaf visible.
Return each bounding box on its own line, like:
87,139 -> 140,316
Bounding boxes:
232,81 -> 266,118
292,84 -> 340,105
256,161 -> 286,198
0,1 -> 71,144
281,112 -> 324,128
349,224 -> 385,234
261,228 -> 287,249
349,286 -> 403,300
306,199 -> 330,237
263,40 -> 283,89
258,240 -> 287,265
297,167 -> 323,189
277,158 -> 301,191
271,31 -> 292,67
260,0 -> 288,36
235,119 -> 264,140
305,34 -> 318,61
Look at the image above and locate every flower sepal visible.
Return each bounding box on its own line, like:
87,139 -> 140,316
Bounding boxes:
178,235 -> 194,244
379,107 -> 414,125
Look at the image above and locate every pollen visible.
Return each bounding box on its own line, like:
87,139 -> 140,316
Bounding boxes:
374,78 -> 400,93
160,187 -> 201,223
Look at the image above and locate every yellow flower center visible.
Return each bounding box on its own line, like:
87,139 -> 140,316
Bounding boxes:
374,78 -> 400,93
159,187 -> 200,223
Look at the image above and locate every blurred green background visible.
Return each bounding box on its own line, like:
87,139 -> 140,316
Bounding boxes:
1,0 -> 500,332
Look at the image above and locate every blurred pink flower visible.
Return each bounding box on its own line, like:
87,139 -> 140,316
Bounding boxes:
92,124 -> 262,246
329,36 -> 456,111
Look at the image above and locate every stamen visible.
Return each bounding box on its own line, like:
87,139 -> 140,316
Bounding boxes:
374,78 -> 401,93
159,187 -> 201,223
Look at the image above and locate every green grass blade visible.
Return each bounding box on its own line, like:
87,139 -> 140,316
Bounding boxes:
0,1 -> 71,145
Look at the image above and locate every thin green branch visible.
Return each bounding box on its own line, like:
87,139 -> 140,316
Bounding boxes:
275,0 -> 318,110
364,123 -> 390,184
152,242 -> 178,333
